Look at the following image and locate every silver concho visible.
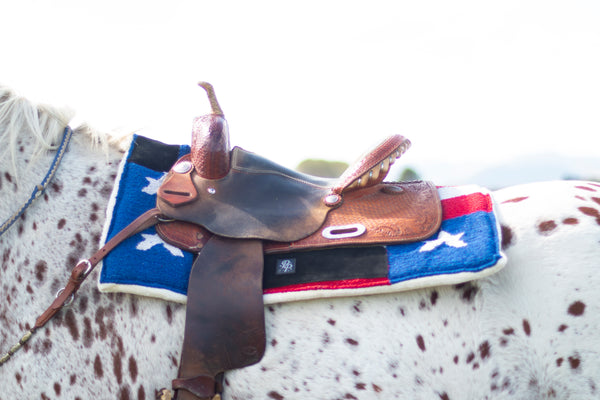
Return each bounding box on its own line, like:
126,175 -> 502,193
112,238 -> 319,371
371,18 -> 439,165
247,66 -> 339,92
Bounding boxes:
324,193 -> 342,207
173,160 -> 193,174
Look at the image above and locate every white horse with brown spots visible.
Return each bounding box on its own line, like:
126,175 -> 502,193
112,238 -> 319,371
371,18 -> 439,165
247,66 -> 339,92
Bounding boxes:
1,85 -> 599,400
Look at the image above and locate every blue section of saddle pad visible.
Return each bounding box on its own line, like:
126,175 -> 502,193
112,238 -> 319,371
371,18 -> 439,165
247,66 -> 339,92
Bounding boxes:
100,137 -> 193,295
387,210 -> 502,283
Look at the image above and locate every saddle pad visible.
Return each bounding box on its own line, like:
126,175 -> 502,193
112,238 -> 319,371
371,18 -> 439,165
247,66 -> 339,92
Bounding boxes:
98,135 -> 506,305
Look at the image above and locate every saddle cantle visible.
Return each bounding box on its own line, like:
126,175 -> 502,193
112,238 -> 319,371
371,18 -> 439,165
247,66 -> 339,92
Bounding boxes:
154,83 -> 442,400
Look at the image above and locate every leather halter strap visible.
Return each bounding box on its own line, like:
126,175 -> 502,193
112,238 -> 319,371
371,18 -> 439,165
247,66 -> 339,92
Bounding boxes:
0,208 -> 163,366
35,208 -> 163,328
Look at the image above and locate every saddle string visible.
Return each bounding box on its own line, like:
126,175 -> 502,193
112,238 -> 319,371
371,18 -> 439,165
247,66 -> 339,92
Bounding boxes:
0,208 -> 163,366
0,126 -> 73,238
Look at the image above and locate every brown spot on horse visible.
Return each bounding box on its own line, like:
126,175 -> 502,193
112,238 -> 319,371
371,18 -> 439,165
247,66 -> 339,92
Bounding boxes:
501,196 -> 529,204
479,341 -> 491,359
466,352 -> 475,363
35,260 -> 47,282
128,356 -> 138,382
537,220 -> 557,235
575,185 -> 597,192
94,354 -> 104,378
522,319 -> 531,336
578,207 -> 600,225
113,352 -> 123,384
568,301 -> 586,316
455,282 -> 479,303
569,356 -> 581,370
416,335 -> 426,352
64,309 -> 80,341
268,391 -> 284,400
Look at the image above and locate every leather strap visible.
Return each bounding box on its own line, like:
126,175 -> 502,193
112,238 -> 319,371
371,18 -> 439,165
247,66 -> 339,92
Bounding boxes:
174,236 -> 266,400
34,208 -> 163,329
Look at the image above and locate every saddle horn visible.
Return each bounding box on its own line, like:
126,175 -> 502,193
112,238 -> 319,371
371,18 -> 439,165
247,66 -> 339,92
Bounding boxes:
191,82 -> 231,179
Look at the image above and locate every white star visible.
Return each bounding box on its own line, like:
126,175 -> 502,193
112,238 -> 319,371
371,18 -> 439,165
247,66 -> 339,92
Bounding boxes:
419,231 -> 467,252
141,174 -> 166,195
136,233 -> 185,257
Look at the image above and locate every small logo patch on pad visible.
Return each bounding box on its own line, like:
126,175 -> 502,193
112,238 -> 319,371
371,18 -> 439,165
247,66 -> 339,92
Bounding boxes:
276,258 -> 297,275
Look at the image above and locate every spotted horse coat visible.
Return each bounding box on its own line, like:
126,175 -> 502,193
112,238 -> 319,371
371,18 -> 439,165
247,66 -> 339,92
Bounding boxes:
1,90 -> 599,400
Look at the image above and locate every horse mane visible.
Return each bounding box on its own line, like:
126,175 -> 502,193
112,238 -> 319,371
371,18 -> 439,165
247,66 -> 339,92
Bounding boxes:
0,85 -> 129,177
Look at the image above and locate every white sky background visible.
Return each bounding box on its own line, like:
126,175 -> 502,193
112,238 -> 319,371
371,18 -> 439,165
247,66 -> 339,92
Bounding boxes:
2,0 -> 599,184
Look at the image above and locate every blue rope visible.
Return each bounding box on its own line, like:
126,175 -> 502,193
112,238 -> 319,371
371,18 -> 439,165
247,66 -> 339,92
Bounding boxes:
0,126 -> 74,237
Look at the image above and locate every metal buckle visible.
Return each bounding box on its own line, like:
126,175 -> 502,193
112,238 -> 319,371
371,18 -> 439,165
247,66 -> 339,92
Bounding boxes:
79,259 -> 93,276
55,288 -> 75,307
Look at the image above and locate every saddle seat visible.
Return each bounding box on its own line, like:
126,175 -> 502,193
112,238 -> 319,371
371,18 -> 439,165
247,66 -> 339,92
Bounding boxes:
158,134 -> 415,242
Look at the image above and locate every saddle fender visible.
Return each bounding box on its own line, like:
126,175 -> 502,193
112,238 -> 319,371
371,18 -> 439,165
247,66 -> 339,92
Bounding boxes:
173,237 -> 265,400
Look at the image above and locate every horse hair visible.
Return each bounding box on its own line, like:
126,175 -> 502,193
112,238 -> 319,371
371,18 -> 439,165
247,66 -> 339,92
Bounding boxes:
0,85 -> 129,181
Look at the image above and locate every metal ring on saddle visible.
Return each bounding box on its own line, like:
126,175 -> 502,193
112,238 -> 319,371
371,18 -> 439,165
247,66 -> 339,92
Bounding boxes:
55,288 -> 75,307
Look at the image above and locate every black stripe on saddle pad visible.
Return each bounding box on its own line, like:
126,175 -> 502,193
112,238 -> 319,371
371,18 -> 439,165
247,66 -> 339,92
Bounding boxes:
128,135 -> 184,172
263,246 -> 389,289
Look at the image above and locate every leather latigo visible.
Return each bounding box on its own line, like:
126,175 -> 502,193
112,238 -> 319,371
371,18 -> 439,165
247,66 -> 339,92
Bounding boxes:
156,180 -> 442,254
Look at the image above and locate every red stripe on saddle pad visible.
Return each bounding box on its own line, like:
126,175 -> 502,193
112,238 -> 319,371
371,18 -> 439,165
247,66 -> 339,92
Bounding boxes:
441,192 -> 493,220
263,277 -> 391,294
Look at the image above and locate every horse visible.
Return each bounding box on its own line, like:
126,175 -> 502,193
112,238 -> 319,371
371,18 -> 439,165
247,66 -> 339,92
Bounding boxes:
1,85 -> 599,400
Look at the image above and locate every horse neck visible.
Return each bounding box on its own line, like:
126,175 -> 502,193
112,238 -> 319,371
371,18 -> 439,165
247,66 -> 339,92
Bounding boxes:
0,89 -> 125,226
0,128 -> 124,240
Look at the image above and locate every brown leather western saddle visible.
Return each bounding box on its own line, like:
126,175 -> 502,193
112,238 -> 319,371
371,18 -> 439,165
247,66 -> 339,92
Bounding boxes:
155,83 -> 441,400
14,83 -> 442,400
